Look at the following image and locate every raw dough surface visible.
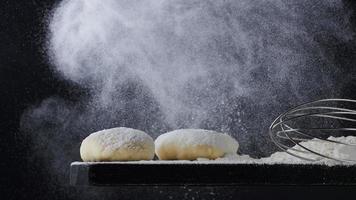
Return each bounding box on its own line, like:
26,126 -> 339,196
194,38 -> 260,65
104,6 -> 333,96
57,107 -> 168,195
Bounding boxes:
155,129 -> 239,160
80,127 -> 154,161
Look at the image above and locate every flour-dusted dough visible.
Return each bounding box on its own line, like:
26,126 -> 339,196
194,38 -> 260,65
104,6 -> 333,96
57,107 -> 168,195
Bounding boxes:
155,129 -> 239,160
80,127 -> 154,161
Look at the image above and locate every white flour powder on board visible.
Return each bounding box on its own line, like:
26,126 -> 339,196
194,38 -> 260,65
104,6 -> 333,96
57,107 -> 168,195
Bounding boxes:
259,136 -> 356,165
217,136 -> 356,165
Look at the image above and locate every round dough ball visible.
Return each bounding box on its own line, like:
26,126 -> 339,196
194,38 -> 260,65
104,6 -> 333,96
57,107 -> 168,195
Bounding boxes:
155,129 -> 239,160
80,127 -> 154,161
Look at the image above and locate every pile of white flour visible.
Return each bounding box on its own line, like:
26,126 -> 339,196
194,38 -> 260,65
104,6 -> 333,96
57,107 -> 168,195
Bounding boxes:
219,136 -> 356,165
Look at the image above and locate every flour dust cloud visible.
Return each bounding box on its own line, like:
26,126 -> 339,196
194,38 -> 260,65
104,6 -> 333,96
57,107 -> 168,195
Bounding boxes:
20,0 -> 354,193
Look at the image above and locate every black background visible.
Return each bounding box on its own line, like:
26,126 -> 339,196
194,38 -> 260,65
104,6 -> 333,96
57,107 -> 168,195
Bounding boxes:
1,0 -> 356,199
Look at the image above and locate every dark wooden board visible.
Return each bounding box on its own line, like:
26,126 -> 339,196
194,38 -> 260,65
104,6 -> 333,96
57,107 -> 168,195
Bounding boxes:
70,162 -> 356,186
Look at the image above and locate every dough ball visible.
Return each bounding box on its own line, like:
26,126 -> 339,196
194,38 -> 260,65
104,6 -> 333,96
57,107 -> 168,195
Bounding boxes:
155,129 -> 239,160
80,127 -> 154,161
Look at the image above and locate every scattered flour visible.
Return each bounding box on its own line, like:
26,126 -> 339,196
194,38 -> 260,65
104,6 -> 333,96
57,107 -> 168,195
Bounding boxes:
260,136 -> 356,165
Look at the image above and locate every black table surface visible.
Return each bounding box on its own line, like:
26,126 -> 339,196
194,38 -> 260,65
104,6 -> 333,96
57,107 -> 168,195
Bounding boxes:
70,162 -> 356,186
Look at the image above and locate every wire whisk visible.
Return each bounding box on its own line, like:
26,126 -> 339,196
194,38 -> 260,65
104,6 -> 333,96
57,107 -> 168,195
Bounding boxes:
269,99 -> 356,163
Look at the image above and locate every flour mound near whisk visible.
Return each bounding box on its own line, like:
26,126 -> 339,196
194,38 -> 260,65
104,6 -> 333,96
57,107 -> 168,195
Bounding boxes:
215,136 -> 356,165
261,136 -> 356,164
